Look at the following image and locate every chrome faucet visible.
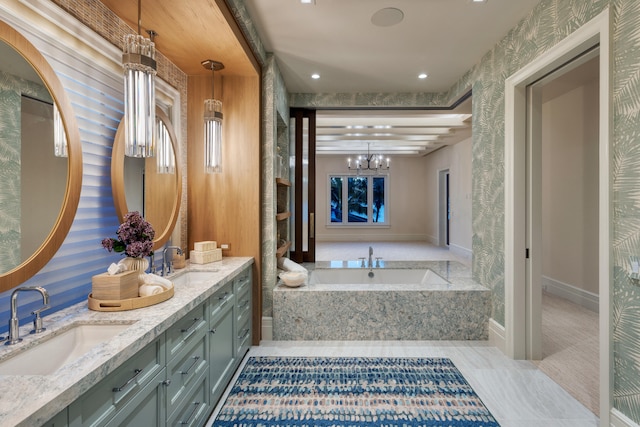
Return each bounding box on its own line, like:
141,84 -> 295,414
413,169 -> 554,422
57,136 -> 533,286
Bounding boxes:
368,246 -> 373,268
6,286 -> 50,345
162,246 -> 183,277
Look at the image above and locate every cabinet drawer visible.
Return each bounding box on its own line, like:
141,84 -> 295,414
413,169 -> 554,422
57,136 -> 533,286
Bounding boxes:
236,316 -> 251,358
166,331 -> 209,419
167,372 -> 211,427
68,337 -> 165,427
209,283 -> 232,320
235,286 -> 251,325
233,270 -> 251,296
104,368 -> 166,427
165,302 -> 207,362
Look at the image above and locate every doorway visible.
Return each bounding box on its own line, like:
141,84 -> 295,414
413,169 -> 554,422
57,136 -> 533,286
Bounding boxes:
504,9 -> 611,423
438,169 -> 450,247
527,50 -> 600,413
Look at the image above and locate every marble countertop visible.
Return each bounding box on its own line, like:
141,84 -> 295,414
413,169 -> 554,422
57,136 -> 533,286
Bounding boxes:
0,257 -> 253,427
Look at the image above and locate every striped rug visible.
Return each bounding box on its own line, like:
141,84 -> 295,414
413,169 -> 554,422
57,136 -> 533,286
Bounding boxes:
213,356 -> 499,427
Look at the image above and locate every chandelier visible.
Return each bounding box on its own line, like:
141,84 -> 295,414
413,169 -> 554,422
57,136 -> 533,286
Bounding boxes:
122,0 -> 156,158
347,143 -> 390,174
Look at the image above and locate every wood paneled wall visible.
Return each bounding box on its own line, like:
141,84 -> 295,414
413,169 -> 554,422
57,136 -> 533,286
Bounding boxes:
187,74 -> 262,343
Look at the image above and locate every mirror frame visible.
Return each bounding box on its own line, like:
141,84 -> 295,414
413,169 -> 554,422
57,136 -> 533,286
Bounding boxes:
111,107 -> 182,250
0,20 -> 83,292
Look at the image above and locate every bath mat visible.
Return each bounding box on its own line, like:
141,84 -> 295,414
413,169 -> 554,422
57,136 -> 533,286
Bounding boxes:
213,356 -> 500,427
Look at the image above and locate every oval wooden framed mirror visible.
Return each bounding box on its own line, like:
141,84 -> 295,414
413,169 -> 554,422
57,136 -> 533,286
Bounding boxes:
0,20 -> 82,292
111,107 -> 182,250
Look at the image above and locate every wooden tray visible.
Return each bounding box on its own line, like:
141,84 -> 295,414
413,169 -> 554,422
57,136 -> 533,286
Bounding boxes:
88,284 -> 174,312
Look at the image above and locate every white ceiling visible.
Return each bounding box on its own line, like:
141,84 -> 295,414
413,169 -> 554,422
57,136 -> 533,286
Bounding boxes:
244,0 -> 543,93
245,0 -> 543,157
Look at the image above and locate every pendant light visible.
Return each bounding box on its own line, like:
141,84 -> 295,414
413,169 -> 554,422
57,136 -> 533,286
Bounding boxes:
122,0 -> 156,158
202,59 -> 224,173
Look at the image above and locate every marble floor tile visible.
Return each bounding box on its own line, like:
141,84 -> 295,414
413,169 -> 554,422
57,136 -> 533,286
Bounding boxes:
206,341 -> 599,427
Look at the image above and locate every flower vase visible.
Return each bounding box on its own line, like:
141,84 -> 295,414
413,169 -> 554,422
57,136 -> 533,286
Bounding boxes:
120,257 -> 149,284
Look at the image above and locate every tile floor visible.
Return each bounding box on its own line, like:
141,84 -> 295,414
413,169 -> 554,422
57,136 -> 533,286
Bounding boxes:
206,341 -> 599,427
208,242 -> 599,426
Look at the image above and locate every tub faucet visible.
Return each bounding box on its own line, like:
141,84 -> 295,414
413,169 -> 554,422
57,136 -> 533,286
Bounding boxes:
6,286 -> 50,345
368,246 -> 373,268
163,246 -> 183,277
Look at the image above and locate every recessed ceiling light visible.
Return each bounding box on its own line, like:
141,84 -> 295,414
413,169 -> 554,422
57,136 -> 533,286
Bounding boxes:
301,0 -> 316,4
311,73 -> 320,79
471,0 -> 487,3
418,73 -> 428,79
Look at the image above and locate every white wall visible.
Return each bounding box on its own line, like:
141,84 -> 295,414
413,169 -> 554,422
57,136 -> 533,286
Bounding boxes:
316,155 -> 429,241
423,137 -> 473,254
541,75 -> 599,295
315,138 -> 473,252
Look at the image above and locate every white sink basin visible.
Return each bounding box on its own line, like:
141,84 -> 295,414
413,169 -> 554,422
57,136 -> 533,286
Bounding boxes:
172,271 -> 217,286
0,323 -> 132,376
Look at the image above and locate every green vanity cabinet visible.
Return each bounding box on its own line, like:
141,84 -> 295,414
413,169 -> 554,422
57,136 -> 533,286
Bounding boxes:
103,368 -> 167,427
43,264 -> 253,427
166,371 -> 211,427
234,271 -> 252,358
68,336 -> 166,427
166,325 -> 209,419
42,408 -> 68,427
208,293 -> 236,405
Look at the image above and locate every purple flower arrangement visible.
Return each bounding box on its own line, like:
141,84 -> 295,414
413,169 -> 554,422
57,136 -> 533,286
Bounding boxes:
101,211 -> 155,258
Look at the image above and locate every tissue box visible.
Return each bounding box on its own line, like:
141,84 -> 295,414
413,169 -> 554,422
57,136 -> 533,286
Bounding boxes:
190,248 -> 222,264
91,270 -> 138,300
194,241 -> 217,251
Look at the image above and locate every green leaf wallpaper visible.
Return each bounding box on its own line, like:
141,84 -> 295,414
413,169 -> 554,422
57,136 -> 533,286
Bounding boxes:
231,0 -> 640,419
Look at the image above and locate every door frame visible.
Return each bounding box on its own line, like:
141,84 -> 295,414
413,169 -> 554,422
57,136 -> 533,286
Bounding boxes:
504,9 -> 611,424
438,168 -> 450,247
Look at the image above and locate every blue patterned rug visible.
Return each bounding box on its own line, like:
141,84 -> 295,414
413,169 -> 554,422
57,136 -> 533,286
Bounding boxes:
213,356 -> 500,427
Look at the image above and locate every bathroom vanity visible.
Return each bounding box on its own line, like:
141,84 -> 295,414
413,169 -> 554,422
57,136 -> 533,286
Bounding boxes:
0,257 -> 253,427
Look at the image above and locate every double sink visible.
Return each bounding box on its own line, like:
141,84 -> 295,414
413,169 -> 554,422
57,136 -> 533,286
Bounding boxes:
0,270 -> 217,376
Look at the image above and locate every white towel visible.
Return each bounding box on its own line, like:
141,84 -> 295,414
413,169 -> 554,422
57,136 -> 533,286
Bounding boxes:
107,262 -> 126,275
277,257 -> 308,273
141,273 -> 173,290
139,284 -> 163,297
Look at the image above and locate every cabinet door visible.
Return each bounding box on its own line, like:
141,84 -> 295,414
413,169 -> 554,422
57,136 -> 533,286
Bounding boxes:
42,408 -> 68,427
209,301 -> 235,405
104,368 -> 166,427
68,337 -> 165,427
166,371 -> 211,427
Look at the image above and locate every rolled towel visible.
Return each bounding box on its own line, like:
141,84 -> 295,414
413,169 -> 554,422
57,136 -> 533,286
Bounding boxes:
277,257 -> 308,273
107,262 -> 126,275
139,284 -> 163,297
141,273 -> 173,290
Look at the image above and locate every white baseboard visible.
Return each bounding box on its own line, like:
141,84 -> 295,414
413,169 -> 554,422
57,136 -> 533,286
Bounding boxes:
542,276 -> 599,313
611,408 -> 639,427
488,318 -> 506,354
449,244 -> 472,261
316,234 -> 429,242
261,316 -> 273,341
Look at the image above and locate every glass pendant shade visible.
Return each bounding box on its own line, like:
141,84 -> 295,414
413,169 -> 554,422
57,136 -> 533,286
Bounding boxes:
156,119 -> 175,174
53,103 -> 67,157
123,33 -> 156,158
204,98 -> 223,173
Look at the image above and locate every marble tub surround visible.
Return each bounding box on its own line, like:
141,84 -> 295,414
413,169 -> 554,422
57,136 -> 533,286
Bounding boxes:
0,257 -> 253,427
273,261 -> 491,341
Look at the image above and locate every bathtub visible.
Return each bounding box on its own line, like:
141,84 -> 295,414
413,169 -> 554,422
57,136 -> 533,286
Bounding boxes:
309,268 -> 449,286
273,261 -> 491,341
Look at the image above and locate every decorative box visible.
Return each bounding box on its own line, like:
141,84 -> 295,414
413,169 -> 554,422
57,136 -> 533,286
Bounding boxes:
91,270 -> 138,300
190,248 -> 222,264
194,241 -> 217,251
